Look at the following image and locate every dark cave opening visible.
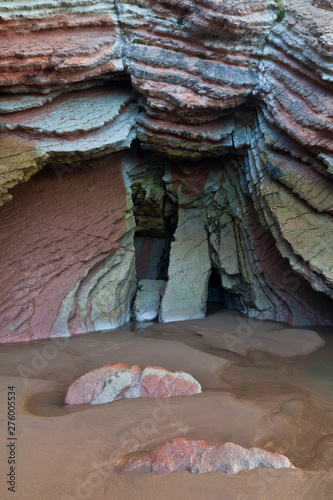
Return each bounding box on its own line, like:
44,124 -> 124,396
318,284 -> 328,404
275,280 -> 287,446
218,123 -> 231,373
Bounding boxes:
206,267 -> 228,314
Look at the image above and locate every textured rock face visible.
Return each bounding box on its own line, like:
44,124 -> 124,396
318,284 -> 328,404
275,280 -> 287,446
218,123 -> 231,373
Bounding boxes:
0,154 -> 136,342
124,438 -> 295,475
120,0 -> 274,158
65,363 -> 141,406
313,0 -> 333,9
0,85 -> 137,206
65,364 -> 201,405
1,0 -> 333,340
159,208 -> 211,322
157,160 -> 333,325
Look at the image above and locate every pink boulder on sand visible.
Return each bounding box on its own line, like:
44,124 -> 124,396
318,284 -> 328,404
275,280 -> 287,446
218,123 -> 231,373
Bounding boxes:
124,438 -> 296,475
65,363 -> 201,405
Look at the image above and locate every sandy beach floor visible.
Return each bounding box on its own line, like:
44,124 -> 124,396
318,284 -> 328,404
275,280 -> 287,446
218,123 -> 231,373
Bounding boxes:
0,310 -> 332,500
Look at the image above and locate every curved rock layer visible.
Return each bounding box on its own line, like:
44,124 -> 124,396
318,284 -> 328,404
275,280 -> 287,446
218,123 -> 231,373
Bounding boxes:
0,1 -> 124,92
0,153 -> 136,342
120,0 -> 333,161
120,0 -> 274,158
0,0 -> 333,341
261,0 -> 333,164
0,84 -> 137,206
159,159 -> 333,325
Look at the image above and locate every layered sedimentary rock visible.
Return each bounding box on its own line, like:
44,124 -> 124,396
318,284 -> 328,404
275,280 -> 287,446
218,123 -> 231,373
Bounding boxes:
245,115 -> 333,320
159,159 -> 333,325
124,438 -> 295,475
159,207 -> 211,322
1,0 -> 333,341
0,0 -> 124,92
65,363 -> 201,405
0,73 -> 138,341
120,0 -> 275,157
0,85 -> 137,206
260,0 -> 333,162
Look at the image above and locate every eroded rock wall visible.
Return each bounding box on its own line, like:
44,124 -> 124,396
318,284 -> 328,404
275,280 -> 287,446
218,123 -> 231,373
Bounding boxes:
120,0 -> 275,158
0,154 -> 136,342
1,0 -> 333,341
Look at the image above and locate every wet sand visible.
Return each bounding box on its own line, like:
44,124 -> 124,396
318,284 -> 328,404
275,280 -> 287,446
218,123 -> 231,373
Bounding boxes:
0,310 -> 332,499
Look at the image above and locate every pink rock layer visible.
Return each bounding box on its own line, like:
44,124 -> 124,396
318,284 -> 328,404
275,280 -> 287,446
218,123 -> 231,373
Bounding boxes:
0,154 -> 130,342
124,438 -> 295,475
65,364 -> 202,406
0,14 -> 121,91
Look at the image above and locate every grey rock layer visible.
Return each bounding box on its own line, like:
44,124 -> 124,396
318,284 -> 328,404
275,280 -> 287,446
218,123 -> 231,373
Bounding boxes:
133,279 -> 166,322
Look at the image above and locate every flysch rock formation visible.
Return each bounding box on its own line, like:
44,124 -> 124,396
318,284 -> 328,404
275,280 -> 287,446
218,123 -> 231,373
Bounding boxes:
64,363 -> 201,405
0,0 -> 124,92
0,0 -> 333,341
121,0 -> 274,158
124,438 -> 295,475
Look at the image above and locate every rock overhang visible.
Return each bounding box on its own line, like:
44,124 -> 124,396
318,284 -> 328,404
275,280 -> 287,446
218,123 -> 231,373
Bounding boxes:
0,0 -> 333,340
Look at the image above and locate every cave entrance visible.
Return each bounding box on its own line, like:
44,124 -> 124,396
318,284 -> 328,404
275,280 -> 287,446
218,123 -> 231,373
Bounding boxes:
206,267 -> 228,314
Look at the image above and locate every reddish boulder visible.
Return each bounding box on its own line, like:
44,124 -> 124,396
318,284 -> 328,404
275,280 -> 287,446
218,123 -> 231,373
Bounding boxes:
65,365 -> 201,405
128,366 -> 202,399
124,438 -> 295,475
65,363 -> 141,406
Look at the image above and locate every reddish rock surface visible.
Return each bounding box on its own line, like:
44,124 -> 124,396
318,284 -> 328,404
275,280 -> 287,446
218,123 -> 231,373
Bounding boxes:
245,197 -> 333,325
0,13 -> 122,92
1,0 -> 333,339
65,364 -> 201,405
135,366 -> 201,398
134,236 -> 167,281
261,0 -> 333,162
0,154 -> 135,342
124,438 -> 295,475
0,85 -> 137,207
